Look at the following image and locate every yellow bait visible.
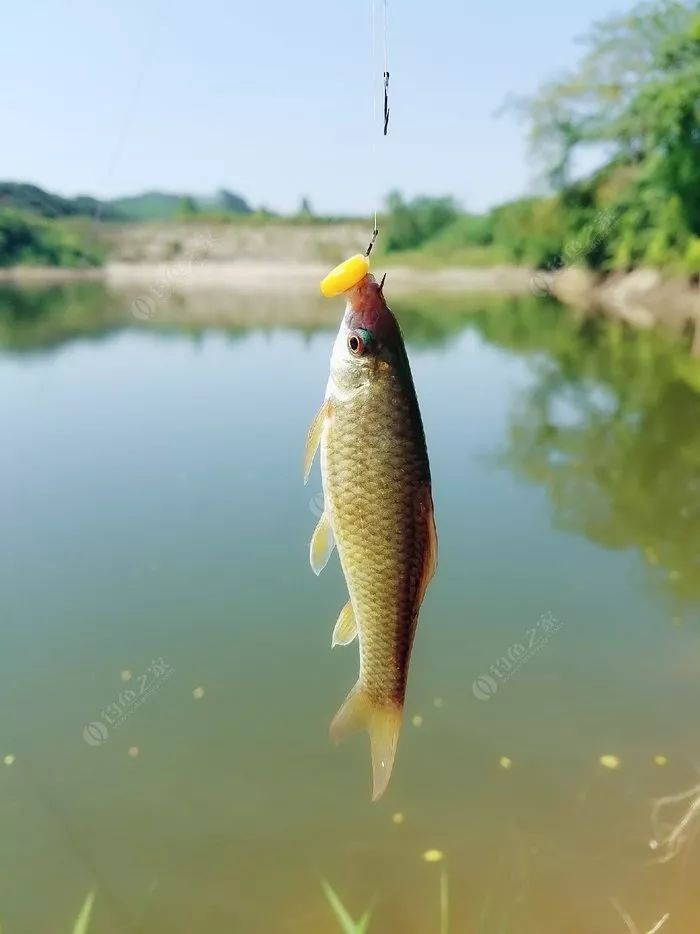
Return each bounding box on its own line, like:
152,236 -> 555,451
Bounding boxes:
320,254 -> 370,297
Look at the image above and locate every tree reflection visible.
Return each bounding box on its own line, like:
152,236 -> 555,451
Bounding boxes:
468,300 -> 700,603
3,283 -> 700,605
0,283 -> 122,352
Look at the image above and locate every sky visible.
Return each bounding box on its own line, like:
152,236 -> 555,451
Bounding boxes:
1,0 -> 628,215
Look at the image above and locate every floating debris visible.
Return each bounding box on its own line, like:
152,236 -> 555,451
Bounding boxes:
433,697 -> 444,709
120,670 -> 132,682
422,849 -> 444,863
412,715 -> 423,728
651,779 -> 700,863
668,570 -> 681,582
3,754 -> 15,766
128,746 -> 139,758
599,754 -> 621,770
499,756 -> 512,770
654,755 -> 668,767
671,616 -> 683,627
392,812 -> 405,825
611,897 -> 669,934
192,686 -> 205,700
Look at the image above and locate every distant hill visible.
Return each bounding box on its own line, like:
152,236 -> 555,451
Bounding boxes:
0,182 -> 254,222
0,182 -> 118,220
107,191 -> 186,221
93,188 -> 254,221
210,189 -> 253,215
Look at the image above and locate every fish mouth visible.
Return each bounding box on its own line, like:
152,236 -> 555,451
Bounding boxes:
345,274 -> 401,348
345,273 -> 380,317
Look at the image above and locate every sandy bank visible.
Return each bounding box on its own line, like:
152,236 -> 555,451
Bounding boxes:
0,266 -> 104,283
550,267 -> 700,351
103,261 -> 534,295
0,261 -> 534,293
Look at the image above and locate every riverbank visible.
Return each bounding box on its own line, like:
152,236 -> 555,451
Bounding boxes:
0,261 -> 534,294
550,267 -> 700,351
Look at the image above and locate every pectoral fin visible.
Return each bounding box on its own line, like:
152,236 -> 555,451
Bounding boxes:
310,512 -> 335,576
416,485 -> 438,607
304,400 -> 330,485
332,600 -> 357,647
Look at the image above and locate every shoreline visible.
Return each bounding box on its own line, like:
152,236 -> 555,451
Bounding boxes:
2,262 -> 699,351
0,261 -> 535,294
549,267 -> 700,351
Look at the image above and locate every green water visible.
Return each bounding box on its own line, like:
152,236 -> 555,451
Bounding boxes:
1,283 -> 700,933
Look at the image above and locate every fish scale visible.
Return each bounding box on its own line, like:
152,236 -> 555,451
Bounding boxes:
326,388 -> 426,700
306,273 -> 437,799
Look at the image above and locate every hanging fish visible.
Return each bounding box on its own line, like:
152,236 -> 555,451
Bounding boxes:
305,255 -> 438,800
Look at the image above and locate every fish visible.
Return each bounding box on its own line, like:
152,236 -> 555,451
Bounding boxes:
304,272 -> 437,800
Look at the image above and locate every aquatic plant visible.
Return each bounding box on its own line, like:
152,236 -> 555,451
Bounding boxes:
322,869 -> 450,933
439,869 -> 449,934
0,890 -> 95,934
71,891 -> 96,934
322,880 -> 372,934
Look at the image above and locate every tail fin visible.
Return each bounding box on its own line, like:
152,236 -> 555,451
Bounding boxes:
330,682 -> 402,801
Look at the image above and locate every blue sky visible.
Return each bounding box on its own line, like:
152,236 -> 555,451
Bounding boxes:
1,0 -> 626,214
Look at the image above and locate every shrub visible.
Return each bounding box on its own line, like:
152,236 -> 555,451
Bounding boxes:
0,209 -> 102,267
684,237 -> 700,276
384,192 -> 459,251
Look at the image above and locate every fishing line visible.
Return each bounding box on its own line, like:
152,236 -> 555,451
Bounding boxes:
90,0 -> 166,234
365,0 -> 389,258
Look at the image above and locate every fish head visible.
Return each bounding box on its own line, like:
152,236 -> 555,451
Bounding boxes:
328,275 -> 404,395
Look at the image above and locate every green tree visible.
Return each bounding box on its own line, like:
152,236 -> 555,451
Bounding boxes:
298,196 -> 313,218
177,196 -> 198,219
514,1 -> 700,269
217,189 -> 252,214
384,191 -> 459,252
519,2 -> 697,182
0,209 -> 102,268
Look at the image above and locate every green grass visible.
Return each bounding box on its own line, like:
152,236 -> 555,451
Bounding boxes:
323,869 -> 451,933
322,880 -> 373,934
0,890 -> 95,934
71,891 -> 96,934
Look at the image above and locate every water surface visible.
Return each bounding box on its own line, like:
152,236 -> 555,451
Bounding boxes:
1,284 -> 700,933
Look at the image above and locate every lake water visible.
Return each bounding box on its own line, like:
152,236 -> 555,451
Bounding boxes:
1,283 -> 700,933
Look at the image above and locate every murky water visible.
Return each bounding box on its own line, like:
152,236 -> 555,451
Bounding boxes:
1,283 -> 700,933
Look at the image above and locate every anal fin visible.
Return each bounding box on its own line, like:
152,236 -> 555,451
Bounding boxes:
332,600 -> 357,647
416,485 -> 438,606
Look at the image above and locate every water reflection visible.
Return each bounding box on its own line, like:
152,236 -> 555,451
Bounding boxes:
0,283 -> 124,352
2,283 -> 700,930
0,282 -> 519,353
2,283 -> 699,608
464,301 -> 700,604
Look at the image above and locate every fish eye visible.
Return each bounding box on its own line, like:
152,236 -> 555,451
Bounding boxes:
347,331 -> 366,356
